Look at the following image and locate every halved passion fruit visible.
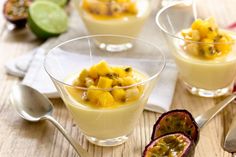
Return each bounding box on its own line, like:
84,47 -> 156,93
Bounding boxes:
152,110 -> 199,144
143,133 -> 195,157
3,0 -> 31,27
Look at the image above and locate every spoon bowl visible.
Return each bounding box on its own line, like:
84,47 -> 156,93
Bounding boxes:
11,84 -> 53,121
10,84 -> 90,157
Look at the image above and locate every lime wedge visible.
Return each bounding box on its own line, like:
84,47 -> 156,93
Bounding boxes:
28,1 -> 68,39
36,0 -> 68,7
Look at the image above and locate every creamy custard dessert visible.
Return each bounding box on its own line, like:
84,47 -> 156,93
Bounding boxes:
75,0 -> 150,44
173,18 -> 236,91
64,61 -> 147,140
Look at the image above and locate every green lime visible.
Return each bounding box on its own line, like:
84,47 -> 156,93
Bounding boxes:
36,0 -> 68,7
28,1 -> 68,39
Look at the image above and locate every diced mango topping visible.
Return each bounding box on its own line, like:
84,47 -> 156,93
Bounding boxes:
111,86 -> 126,101
181,17 -> 234,59
81,0 -> 138,19
73,60 -> 144,108
97,91 -> 115,107
87,86 -> 103,103
97,77 -> 113,88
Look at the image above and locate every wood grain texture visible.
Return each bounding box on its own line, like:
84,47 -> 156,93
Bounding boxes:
0,0 -> 235,157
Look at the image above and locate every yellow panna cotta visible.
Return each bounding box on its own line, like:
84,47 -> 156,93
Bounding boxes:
64,61 -> 148,140
173,17 -> 236,92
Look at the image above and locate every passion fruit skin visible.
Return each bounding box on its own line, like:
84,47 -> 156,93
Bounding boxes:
3,0 -> 31,27
143,132 -> 195,157
151,109 -> 200,144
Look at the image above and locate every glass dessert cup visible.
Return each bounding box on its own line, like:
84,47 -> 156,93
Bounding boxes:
156,2 -> 236,97
73,0 -> 151,52
44,35 -> 165,146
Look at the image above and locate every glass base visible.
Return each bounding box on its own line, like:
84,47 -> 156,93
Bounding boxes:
85,135 -> 129,147
183,81 -> 233,97
98,42 -> 133,52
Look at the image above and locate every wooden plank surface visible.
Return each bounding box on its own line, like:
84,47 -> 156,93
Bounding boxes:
0,0 -> 235,157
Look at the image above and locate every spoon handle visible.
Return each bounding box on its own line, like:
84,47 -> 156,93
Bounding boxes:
195,93 -> 236,129
45,115 -> 90,157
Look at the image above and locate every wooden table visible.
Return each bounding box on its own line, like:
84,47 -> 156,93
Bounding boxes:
0,0 -> 236,156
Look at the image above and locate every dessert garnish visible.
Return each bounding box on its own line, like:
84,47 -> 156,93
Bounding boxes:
3,0 -> 31,27
143,132 -> 195,157
181,18 -> 234,59
143,110 -> 199,157
81,0 -> 138,18
72,60 -> 144,108
152,109 -> 199,144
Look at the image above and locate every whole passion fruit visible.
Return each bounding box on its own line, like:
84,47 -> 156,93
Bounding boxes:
3,0 -> 31,27
152,110 -> 199,144
143,132 -> 195,157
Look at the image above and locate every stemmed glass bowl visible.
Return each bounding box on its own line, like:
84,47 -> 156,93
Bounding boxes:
156,2 -> 236,97
73,0 -> 151,52
44,35 -> 165,146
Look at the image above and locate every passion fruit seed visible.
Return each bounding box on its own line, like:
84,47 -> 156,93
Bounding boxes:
143,133 -> 195,157
152,109 -> 200,144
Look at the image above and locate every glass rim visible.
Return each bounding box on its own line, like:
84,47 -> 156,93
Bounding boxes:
155,1 -> 236,45
44,34 -> 166,90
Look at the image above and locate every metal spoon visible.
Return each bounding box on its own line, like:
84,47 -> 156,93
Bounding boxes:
195,93 -> 236,129
10,84 -> 90,157
223,114 -> 236,156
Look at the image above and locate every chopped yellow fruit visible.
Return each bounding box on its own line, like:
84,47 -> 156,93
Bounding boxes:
73,77 -> 82,86
85,77 -> 95,87
88,65 -> 98,79
79,69 -> 88,82
191,19 -> 203,30
125,87 -> 140,101
206,31 -> 218,40
206,17 -> 217,31
95,61 -> 112,76
200,38 -> 216,58
191,30 -> 200,41
215,37 -> 232,53
97,91 -> 114,107
87,86 -> 103,103
112,66 -> 132,77
199,24 -> 211,39
182,17 -> 234,59
111,86 -> 126,101
185,43 -> 199,56
127,3 -> 137,14
97,76 -> 113,88
71,61 -> 145,108
111,77 -> 123,86
112,67 -> 127,77
122,76 -> 136,86
191,18 -> 215,39
82,0 -> 137,17
181,29 -> 191,37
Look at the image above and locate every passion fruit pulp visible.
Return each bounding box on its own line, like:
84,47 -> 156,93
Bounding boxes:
143,133 -> 195,157
3,0 -> 31,27
152,110 -> 199,144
